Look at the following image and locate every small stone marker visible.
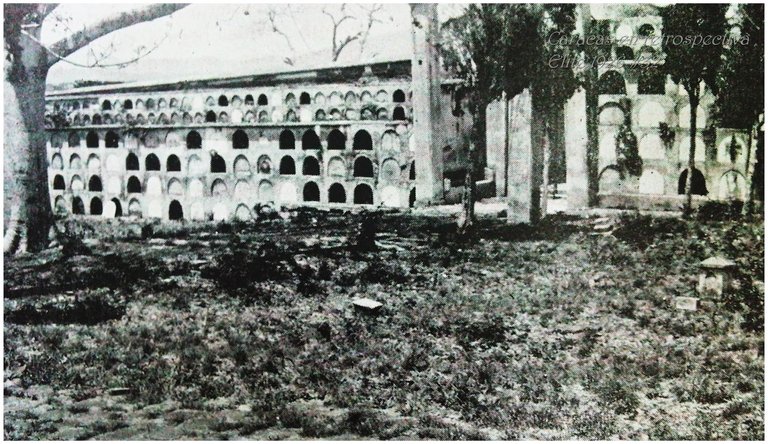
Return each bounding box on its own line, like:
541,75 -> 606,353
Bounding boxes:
698,256 -> 737,298
675,296 -> 699,311
352,297 -> 383,314
107,387 -> 131,396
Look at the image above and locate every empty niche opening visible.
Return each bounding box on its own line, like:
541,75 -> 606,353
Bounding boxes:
86,131 -> 99,148
302,157 -> 320,176
218,95 -> 229,106
303,182 -> 320,201
354,184 -> 373,205
328,183 -> 346,203
280,130 -> 295,149
53,175 -> 65,190
393,106 -> 406,120
206,111 -> 217,122
393,89 -> 406,103
257,94 -> 268,106
88,175 -> 102,191
327,129 -> 346,150
678,169 -> 708,195
145,154 -> 161,171
280,156 -> 296,175
187,130 -> 202,149
353,157 -> 374,177
126,153 -> 139,170
169,200 -> 184,220
409,161 -> 416,180
167,155 -> 181,172
90,197 -> 103,215
302,130 -> 321,150
300,92 -> 311,105
353,130 -> 372,150
111,198 -> 123,217
73,197 -> 85,215
127,176 -> 142,193
211,154 -> 226,173
233,129 -> 249,149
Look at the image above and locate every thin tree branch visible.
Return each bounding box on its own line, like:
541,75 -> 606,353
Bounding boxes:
47,3 -> 188,69
267,8 -> 295,53
24,29 -> 169,69
358,3 -> 383,56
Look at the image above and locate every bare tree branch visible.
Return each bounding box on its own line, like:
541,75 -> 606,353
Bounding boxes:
357,3 -> 384,56
323,4 -> 362,61
47,3 -> 188,69
267,7 -> 295,54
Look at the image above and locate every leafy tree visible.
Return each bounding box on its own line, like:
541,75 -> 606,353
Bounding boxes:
4,4 -> 187,254
441,4 -> 581,228
714,4 -> 764,212
660,4 -> 727,216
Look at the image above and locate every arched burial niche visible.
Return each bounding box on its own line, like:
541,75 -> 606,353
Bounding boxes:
327,129 -> 346,150
105,131 -> 119,148
186,130 -> 202,149
353,156 -> 374,177
51,153 -> 64,170
90,197 -> 103,215
169,200 -> 184,220
126,153 -> 140,170
53,175 -> 65,190
303,181 -> 320,201
233,129 -> 249,149
167,155 -> 181,172
72,197 -> 85,215
392,106 -> 406,120
145,154 -> 161,171
88,175 -> 103,191
392,89 -> 406,103
128,199 -> 142,217
302,157 -> 320,176
299,92 -> 311,105
279,156 -> 296,175
678,168 -> 708,195
302,129 -> 321,150
598,70 -> 627,95
328,183 -> 346,203
211,154 -> 226,173
218,95 -> 229,106
54,196 -> 68,216
109,198 -> 123,218
353,184 -> 374,205
127,176 -> 142,193
279,130 -> 295,149
353,130 -> 372,150
86,131 -> 99,148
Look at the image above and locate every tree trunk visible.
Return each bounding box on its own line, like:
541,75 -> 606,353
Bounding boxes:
4,32 -> 53,254
683,93 -> 699,217
742,125 -> 754,215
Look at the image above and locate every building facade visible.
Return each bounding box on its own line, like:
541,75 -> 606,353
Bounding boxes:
45,60 -> 468,221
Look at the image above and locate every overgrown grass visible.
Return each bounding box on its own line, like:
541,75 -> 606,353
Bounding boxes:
4,213 -> 764,440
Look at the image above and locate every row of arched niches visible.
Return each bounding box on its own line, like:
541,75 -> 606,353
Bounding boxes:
48,127 -> 414,153
51,179 -> 419,221
46,87 -> 414,127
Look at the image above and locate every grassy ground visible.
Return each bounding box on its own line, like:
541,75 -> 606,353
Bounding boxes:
3,208 -> 764,440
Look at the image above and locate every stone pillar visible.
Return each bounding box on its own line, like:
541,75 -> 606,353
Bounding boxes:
507,89 -> 542,224
565,88 -> 589,210
485,98 -> 508,197
410,3 -> 443,205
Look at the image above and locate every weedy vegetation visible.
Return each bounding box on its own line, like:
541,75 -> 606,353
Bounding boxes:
3,209 -> 764,440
